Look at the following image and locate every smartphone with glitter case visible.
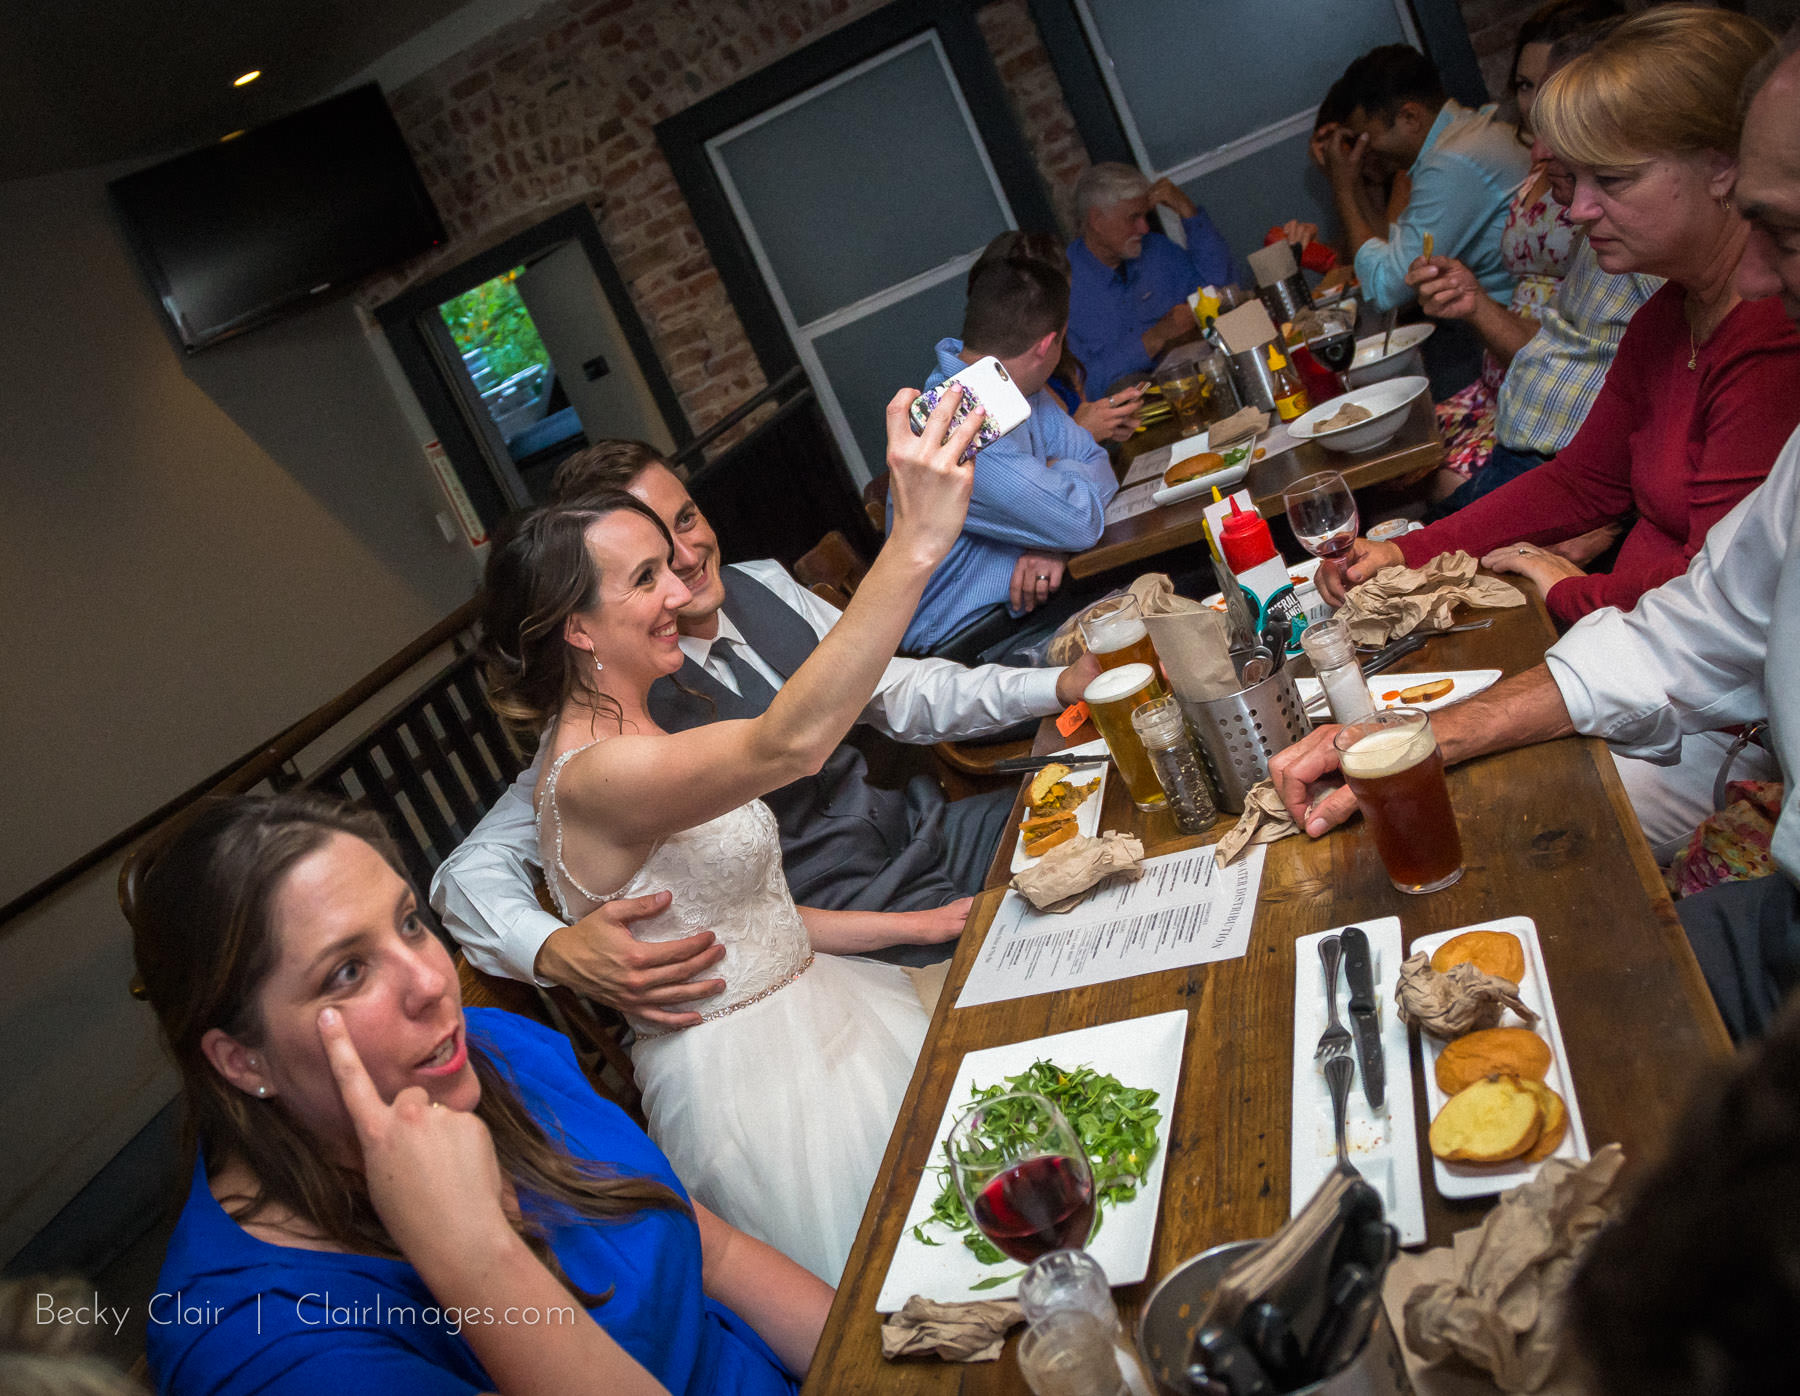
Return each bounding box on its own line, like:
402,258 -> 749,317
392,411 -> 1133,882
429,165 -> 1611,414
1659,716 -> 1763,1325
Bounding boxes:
908,356 -> 1031,460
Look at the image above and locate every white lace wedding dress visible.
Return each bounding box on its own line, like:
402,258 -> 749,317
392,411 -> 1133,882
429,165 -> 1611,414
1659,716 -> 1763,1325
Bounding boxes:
539,743 -> 931,1284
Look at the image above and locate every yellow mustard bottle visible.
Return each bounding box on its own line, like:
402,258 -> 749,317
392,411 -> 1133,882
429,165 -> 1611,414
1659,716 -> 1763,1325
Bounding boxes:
1267,341 -> 1310,422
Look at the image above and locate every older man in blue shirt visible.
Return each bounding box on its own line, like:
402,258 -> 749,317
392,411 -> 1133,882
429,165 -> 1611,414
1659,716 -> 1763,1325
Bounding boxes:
898,249 -> 1117,655
1322,45 -> 1530,313
1067,163 -> 1233,395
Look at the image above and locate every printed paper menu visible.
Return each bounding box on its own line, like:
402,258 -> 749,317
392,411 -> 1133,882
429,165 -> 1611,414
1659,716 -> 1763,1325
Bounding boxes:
955,844 -> 1266,1007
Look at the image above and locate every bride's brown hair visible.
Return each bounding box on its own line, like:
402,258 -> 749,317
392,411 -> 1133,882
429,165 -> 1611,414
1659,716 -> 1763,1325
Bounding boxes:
132,792 -> 685,1275
479,489 -> 675,735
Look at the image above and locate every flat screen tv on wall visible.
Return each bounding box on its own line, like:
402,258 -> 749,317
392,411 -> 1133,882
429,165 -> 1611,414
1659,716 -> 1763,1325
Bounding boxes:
109,84 -> 446,352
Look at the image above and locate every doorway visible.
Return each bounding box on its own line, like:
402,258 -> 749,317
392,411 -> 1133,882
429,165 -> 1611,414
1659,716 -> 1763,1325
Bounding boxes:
377,205 -> 690,524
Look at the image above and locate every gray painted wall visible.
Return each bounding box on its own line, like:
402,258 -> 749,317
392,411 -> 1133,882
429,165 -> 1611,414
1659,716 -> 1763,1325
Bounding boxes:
0,158 -> 476,1259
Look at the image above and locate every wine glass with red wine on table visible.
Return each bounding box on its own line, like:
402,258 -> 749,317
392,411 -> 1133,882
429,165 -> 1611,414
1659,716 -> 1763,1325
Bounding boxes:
946,1092 -> 1095,1264
1284,470 -> 1360,598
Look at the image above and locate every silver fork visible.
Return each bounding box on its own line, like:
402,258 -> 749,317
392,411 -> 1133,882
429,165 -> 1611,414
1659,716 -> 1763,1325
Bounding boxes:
1325,1053 -> 1359,1175
1314,936 -> 1352,1061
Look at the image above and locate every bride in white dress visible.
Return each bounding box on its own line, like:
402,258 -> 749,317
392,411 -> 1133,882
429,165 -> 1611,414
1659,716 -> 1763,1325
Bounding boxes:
478,389 -> 984,1284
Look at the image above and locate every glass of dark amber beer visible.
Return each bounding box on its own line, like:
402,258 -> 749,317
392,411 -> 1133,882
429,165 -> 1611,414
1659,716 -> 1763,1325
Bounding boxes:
1332,707 -> 1463,893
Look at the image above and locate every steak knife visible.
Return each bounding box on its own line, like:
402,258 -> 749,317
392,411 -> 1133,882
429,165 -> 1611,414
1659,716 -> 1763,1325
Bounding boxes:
1339,926 -> 1386,1110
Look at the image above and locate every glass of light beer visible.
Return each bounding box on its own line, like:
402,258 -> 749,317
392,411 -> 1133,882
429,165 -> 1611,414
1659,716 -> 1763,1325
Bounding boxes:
1333,708 -> 1463,893
1083,662 -> 1168,810
1080,595 -> 1160,674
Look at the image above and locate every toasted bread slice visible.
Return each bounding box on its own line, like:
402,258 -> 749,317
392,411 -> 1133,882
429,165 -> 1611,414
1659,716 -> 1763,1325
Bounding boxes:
1436,1026 -> 1552,1095
1431,930 -> 1527,985
1519,1080 -> 1568,1163
1020,812 -> 1078,858
1399,678 -> 1455,704
1028,763 -> 1073,807
1429,1076 -> 1543,1163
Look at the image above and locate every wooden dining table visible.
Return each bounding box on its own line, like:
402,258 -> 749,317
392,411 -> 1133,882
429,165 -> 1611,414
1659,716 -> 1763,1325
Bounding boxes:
1068,396 -> 1445,580
802,591 -> 1730,1394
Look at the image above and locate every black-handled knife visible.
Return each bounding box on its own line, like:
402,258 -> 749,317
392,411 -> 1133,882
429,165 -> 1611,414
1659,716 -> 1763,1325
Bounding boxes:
1339,926 -> 1386,1111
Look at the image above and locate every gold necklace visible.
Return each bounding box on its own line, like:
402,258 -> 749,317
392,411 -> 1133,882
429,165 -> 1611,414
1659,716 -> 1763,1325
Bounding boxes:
1689,325 -> 1698,371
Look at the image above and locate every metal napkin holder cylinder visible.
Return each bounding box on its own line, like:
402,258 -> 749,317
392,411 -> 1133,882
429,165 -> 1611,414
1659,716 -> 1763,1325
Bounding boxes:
1175,663 -> 1314,814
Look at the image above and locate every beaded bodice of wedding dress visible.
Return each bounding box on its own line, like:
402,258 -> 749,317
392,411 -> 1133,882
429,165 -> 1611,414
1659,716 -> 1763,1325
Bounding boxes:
538,743 -> 812,1032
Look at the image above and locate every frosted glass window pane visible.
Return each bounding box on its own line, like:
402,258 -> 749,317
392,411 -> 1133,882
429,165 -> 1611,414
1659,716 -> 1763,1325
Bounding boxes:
1178,129 -> 1332,279
811,275 -> 971,475
713,41 -> 1009,326
1086,0 -> 1408,171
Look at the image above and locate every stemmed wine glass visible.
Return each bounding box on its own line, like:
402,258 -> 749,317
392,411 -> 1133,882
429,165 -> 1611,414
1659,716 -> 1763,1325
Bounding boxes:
946,1092 -> 1095,1264
1284,471 -> 1360,599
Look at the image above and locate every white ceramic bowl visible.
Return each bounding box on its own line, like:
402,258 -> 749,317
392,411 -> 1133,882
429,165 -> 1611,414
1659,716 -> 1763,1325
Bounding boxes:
1287,376 -> 1430,454
1344,322 -> 1435,387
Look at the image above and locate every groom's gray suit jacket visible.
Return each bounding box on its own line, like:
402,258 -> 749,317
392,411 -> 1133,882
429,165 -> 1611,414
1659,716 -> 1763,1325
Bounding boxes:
646,566 -> 957,951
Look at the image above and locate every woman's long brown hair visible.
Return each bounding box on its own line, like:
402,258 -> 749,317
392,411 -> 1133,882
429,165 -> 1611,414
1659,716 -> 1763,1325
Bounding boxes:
478,489 -> 675,736
132,792 -> 686,1283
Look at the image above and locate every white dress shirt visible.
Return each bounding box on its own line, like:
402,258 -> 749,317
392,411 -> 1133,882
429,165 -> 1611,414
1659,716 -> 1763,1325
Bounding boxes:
1545,425 -> 1798,882
430,559 -> 1066,984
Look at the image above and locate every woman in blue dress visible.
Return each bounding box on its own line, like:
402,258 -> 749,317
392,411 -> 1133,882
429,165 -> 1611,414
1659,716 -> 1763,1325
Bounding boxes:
135,791 -> 830,1395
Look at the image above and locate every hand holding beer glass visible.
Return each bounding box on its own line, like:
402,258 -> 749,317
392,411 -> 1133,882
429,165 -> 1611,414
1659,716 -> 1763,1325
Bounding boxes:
1332,708 -> 1463,893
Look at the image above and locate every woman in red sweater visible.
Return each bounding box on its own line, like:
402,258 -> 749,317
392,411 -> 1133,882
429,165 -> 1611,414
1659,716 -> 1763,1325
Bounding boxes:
1321,7 -> 1798,626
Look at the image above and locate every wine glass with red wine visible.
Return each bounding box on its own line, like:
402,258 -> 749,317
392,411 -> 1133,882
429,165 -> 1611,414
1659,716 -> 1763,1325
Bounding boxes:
1284,470 -> 1361,590
946,1092 -> 1095,1264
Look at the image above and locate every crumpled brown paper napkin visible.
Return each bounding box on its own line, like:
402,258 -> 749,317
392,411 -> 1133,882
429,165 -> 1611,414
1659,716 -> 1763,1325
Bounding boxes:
1338,551 -> 1526,648
1011,831 -> 1145,912
1216,780 -> 1298,864
1207,404 -> 1270,446
1396,952 -> 1539,1040
1391,1144 -> 1626,1394
880,1295 -> 1024,1362
1047,573 -> 1205,664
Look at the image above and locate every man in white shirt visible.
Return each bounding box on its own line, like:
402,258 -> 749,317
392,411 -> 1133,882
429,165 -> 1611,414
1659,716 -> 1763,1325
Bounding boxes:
433,440 -> 1099,1026
1271,41 -> 1800,1040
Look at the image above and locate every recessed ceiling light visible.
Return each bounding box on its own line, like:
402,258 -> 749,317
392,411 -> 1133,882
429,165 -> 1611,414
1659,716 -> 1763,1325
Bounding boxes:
233,70 -> 262,87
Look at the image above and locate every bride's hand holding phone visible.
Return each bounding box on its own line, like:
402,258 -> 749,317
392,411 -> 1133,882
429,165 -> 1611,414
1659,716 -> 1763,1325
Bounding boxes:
884,385 -> 981,569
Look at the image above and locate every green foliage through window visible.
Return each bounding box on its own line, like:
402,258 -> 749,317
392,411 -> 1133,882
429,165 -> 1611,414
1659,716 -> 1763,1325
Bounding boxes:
439,268 -> 549,384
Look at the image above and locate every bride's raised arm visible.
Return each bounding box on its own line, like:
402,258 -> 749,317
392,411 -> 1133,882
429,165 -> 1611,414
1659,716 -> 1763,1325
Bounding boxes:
550,387 -> 980,847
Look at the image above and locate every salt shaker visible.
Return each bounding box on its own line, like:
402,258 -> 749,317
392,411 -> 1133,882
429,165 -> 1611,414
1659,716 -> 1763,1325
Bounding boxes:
1299,618 -> 1376,723
1016,1250 -> 1152,1396
1130,696 -> 1217,833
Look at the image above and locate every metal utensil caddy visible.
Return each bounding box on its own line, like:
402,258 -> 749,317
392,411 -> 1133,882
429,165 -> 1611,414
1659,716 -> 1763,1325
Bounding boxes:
1178,667 -> 1314,813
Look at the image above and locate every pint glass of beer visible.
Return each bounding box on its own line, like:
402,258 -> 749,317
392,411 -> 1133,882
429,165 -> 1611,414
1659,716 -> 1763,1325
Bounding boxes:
1080,595 -> 1160,674
1333,708 -> 1463,893
1083,662 -> 1168,810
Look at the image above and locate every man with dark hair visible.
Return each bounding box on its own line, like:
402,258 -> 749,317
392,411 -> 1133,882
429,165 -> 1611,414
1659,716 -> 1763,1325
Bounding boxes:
1315,44 -> 1530,313
898,243 -> 1117,656
1066,162 -> 1232,396
433,441 -> 1102,1021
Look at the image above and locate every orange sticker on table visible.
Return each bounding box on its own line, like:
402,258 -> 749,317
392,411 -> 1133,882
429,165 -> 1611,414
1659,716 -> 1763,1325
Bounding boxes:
1056,702 -> 1090,737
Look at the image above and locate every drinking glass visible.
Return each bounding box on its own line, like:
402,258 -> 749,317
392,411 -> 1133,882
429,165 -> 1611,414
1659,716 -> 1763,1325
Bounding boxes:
1284,471 -> 1360,565
1079,595 -> 1160,674
946,1092 -> 1096,1265
1082,663 -> 1169,810
1333,708 -> 1464,894
1152,359 -> 1207,437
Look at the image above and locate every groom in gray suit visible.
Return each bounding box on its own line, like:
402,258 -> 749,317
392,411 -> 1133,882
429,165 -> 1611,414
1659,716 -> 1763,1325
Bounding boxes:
432,440 -> 1099,1026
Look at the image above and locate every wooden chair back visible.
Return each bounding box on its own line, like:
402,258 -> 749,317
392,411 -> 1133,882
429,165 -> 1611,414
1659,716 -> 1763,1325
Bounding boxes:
793,530 -> 869,602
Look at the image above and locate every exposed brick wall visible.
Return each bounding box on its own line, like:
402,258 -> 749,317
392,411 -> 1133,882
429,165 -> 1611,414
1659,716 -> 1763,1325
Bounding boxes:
1459,0 -> 1557,103
976,0 -> 1088,234
370,0 -> 1084,447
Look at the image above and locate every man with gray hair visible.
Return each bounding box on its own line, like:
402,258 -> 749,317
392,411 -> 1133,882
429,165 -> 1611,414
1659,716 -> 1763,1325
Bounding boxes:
1067,162 -> 1233,395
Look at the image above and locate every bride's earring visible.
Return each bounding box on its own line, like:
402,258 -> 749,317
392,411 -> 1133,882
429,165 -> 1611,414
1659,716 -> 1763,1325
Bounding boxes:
593,653 -> 604,674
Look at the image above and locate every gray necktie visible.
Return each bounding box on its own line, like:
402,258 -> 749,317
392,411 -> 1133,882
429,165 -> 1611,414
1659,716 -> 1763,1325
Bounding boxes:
712,637 -> 779,708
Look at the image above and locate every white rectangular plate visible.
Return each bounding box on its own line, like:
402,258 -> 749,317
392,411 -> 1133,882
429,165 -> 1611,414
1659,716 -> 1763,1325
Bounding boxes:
1410,917 -> 1590,1198
875,1010 -> 1188,1311
1290,918 -> 1426,1245
1297,668 -> 1502,719
1150,432 -> 1256,506
1010,762 -> 1109,873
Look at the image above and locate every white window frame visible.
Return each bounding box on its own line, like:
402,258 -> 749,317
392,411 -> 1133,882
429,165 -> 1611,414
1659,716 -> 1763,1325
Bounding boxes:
706,30 -> 1017,487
